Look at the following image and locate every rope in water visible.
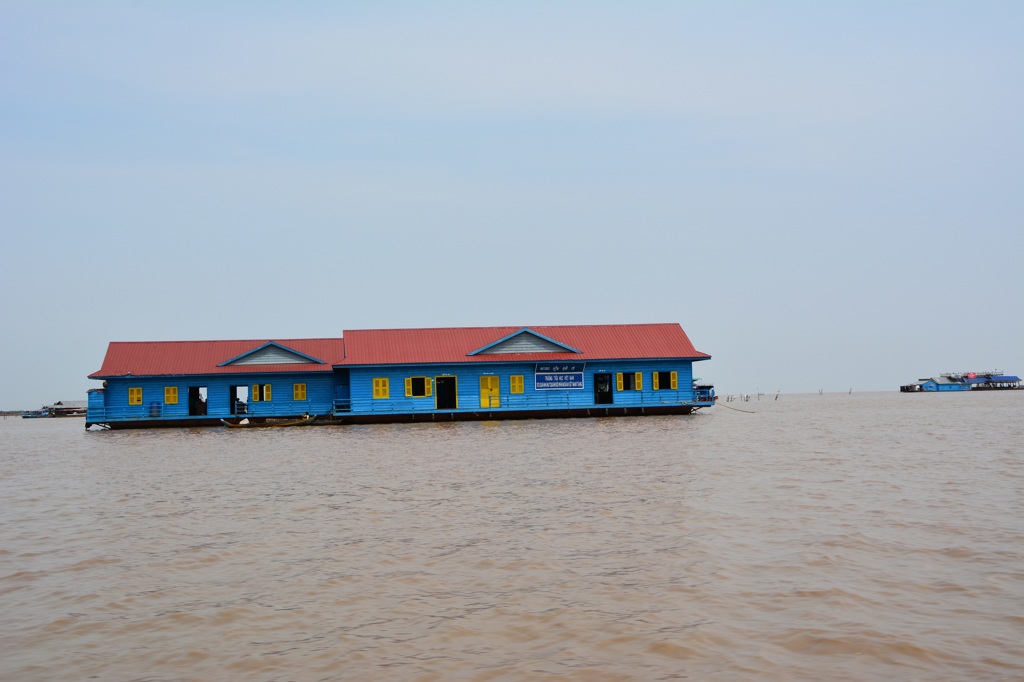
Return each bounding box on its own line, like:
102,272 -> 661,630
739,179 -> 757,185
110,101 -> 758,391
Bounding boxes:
715,402 -> 757,414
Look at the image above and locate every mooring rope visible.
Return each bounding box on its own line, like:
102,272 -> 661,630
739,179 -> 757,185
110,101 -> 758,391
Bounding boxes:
715,402 -> 757,414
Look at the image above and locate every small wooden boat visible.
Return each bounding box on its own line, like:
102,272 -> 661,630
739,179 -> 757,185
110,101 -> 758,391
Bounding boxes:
221,414 -> 317,428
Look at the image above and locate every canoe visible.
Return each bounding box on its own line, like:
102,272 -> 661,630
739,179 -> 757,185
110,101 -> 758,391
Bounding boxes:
221,414 -> 317,428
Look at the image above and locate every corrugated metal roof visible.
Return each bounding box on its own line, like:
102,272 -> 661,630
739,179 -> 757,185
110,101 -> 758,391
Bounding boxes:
89,339 -> 346,378
340,323 -> 710,366
88,324 -> 710,378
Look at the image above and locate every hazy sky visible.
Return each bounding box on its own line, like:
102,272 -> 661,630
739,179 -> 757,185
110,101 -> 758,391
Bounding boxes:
2,1 -> 1022,409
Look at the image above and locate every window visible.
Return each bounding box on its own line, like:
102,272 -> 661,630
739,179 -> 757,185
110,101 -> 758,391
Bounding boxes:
510,375 -> 525,394
293,383 -> 307,401
252,384 -> 272,401
653,371 -> 678,390
128,387 -> 142,405
616,372 -> 643,391
164,386 -> 178,404
405,376 -> 432,397
373,377 -> 390,399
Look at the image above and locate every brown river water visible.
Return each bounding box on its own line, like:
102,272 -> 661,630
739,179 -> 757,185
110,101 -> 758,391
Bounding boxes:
1,391 -> 1022,681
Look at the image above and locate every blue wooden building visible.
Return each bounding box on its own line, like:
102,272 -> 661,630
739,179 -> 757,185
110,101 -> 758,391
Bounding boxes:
85,323 -> 714,429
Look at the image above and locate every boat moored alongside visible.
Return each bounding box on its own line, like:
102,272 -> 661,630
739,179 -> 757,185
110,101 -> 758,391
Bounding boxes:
221,414 -> 317,428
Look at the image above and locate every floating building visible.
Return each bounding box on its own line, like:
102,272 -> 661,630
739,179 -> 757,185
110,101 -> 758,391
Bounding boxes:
85,323 -> 714,429
900,371 -> 1022,393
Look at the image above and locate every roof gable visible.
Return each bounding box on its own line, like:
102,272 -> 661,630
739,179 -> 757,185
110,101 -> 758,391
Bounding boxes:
89,338 -> 344,378
469,328 -> 581,356
341,323 -> 710,366
219,342 -> 325,366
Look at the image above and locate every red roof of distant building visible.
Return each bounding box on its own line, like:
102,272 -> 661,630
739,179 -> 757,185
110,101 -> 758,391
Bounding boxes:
88,324 -> 709,378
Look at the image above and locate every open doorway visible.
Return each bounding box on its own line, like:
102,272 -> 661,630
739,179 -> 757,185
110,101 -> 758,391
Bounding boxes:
435,376 -> 458,410
594,373 -> 613,405
188,386 -> 208,416
229,385 -> 248,415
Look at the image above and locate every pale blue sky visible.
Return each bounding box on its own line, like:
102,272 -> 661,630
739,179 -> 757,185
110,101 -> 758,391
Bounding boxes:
2,1 -> 1022,409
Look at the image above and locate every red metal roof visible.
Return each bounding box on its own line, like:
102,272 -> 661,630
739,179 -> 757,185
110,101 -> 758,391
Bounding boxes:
89,339 -> 346,378
89,324 -> 709,378
340,323 -> 710,365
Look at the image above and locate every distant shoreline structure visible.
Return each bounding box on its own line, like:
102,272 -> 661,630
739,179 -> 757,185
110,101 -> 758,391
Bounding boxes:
900,371 -> 1021,393
19,400 -> 88,418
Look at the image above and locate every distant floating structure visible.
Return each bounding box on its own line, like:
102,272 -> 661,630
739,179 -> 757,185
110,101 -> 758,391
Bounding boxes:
22,400 -> 87,418
900,371 -> 1022,393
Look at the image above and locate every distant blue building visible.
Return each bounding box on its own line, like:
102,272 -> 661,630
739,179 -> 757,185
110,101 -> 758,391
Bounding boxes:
964,373 -> 1022,390
900,371 -> 1021,393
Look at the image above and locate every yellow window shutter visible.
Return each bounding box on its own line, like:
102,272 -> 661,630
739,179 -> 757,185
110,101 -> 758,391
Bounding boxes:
652,373 -> 660,390
426,378 -> 432,397
616,373 -> 623,391
252,384 -> 259,402
264,384 -> 272,401
405,377 -> 412,397
635,372 -> 643,390
670,371 -> 678,389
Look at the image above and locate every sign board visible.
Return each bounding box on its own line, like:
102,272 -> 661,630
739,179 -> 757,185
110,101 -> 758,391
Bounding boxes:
535,363 -> 585,390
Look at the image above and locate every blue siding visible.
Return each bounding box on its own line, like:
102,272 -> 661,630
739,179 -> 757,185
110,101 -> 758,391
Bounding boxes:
345,360 -> 701,416
246,374 -> 335,417
89,373 -> 336,423
88,361 -> 710,426
920,381 -> 970,392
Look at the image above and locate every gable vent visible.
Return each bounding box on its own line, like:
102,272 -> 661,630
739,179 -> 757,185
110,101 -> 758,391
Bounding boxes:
227,346 -> 314,365
478,334 -> 571,354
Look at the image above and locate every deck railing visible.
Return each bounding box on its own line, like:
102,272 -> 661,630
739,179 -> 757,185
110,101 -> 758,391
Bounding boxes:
88,400 -> 314,422
694,387 -> 715,402
348,390 -> 715,414
90,389 -> 715,423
